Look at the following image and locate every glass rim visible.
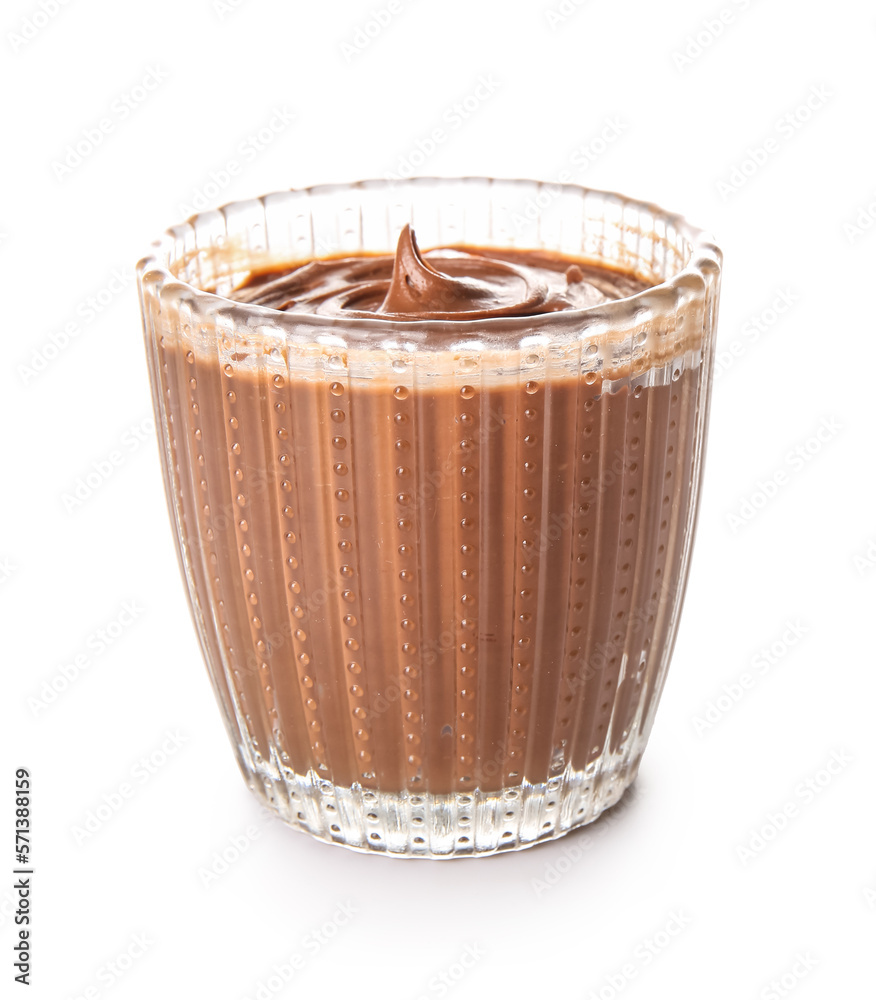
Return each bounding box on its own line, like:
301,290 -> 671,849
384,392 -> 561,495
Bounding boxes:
136,176 -> 722,342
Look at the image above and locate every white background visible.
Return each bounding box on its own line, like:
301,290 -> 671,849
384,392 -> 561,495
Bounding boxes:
2,0 -> 875,997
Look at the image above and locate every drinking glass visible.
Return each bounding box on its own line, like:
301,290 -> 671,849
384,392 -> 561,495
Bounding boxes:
137,177 -> 721,857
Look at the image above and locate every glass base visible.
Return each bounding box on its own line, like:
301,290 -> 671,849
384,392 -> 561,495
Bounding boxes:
240,754 -> 642,858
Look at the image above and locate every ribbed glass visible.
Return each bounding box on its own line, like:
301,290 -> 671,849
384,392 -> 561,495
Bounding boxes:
138,178 -> 721,857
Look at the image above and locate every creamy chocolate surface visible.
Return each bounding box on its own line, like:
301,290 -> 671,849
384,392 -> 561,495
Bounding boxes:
230,225 -> 648,320
156,232 -> 701,795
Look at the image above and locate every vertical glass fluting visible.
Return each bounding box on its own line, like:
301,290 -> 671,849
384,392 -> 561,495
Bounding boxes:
138,178 -> 721,857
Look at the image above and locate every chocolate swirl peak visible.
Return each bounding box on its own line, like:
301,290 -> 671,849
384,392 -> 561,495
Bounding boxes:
230,225 -> 648,320
378,224 -> 550,318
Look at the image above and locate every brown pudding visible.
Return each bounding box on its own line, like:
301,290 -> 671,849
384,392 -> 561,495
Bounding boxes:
153,228 -> 699,796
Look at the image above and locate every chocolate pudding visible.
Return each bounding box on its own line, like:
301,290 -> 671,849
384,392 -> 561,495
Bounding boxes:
152,227 -> 700,799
